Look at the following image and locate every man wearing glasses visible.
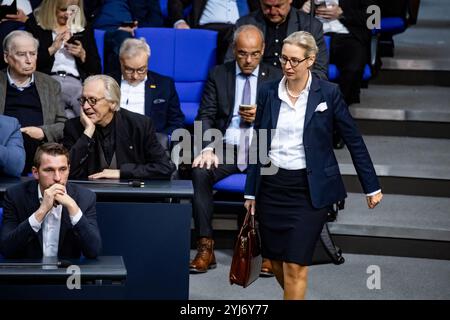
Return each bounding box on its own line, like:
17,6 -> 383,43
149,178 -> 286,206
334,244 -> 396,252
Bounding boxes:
190,24 -> 281,275
112,38 -> 185,136
62,74 -> 175,180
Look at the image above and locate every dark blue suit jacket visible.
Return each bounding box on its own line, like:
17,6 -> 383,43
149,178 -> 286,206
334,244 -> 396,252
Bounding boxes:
245,76 -> 380,208
0,115 -> 25,177
0,180 -> 102,259
143,71 -> 185,135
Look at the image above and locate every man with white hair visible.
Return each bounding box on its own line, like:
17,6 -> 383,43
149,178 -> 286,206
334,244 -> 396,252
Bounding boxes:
0,30 -> 66,175
113,38 -> 185,136
62,74 -> 175,180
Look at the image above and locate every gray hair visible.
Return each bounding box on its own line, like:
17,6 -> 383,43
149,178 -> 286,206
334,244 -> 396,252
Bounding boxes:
232,24 -> 264,48
84,75 -> 121,111
3,30 -> 39,53
283,31 -> 318,58
119,37 -> 151,59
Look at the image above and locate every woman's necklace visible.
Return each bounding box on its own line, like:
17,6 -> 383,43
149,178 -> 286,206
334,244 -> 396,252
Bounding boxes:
285,81 -> 301,98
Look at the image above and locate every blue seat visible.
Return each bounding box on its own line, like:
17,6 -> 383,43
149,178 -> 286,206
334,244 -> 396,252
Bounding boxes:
159,0 -> 168,18
213,173 -> 246,193
374,17 -> 407,35
94,29 -> 106,72
0,207 -> 3,229
135,28 -> 217,126
324,35 -> 372,82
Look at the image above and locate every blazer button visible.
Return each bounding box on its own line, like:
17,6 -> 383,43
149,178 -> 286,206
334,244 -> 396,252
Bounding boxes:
307,169 -> 312,175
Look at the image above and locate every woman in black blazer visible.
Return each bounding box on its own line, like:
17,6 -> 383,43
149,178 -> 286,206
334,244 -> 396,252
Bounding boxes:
25,0 -> 101,118
244,31 -> 382,299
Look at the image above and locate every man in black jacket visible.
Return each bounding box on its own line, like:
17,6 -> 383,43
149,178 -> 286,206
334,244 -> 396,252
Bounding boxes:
62,75 -> 175,180
190,24 -> 282,274
0,142 -> 101,259
229,0 -> 328,80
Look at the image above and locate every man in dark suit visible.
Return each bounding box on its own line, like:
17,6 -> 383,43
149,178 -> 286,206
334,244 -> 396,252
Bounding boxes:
0,143 -> 101,259
113,38 -> 184,136
0,30 -> 66,174
168,0 -> 261,63
190,24 -> 282,274
0,114 -> 25,177
62,74 -> 175,180
229,0 -> 328,80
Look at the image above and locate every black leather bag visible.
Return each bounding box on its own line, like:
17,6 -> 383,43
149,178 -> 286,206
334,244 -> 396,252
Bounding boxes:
229,209 -> 262,288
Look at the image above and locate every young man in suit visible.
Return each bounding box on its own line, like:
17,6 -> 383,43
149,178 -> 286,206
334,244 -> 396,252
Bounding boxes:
114,38 -> 185,136
0,30 -> 66,174
190,24 -> 282,274
0,142 -> 101,259
62,74 -> 175,180
0,114 -> 25,177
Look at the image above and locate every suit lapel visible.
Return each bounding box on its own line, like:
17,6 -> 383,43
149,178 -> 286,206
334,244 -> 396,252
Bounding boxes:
26,181 -> 44,247
270,86 -> 281,129
34,72 -> 51,125
225,63 -> 236,126
304,76 -> 322,129
114,111 -> 132,165
144,73 -> 155,117
287,9 -> 300,36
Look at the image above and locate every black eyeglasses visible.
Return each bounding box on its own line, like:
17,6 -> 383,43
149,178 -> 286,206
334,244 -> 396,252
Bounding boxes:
279,55 -> 309,68
123,66 -> 148,75
78,96 -> 106,107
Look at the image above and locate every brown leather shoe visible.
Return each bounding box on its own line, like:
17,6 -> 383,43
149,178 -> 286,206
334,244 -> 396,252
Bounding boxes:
189,237 -> 217,273
260,258 -> 274,277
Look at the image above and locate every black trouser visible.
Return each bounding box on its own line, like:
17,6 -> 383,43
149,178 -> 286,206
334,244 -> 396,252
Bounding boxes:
329,33 -> 369,105
192,144 -> 241,238
198,23 -> 234,65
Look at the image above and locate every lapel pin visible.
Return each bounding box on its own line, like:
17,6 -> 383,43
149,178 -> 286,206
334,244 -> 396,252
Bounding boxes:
150,84 -> 156,88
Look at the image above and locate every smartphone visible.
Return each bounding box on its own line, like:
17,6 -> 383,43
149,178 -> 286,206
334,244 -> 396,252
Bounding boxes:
66,33 -> 83,44
121,21 -> 136,28
239,104 -> 256,111
0,0 -> 17,20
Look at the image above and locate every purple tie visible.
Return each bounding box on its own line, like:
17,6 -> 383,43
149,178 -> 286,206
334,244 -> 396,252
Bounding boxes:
241,75 -> 251,105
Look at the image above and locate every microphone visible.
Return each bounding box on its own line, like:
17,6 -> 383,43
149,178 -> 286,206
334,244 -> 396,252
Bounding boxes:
0,259 -> 72,268
128,180 -> 144,188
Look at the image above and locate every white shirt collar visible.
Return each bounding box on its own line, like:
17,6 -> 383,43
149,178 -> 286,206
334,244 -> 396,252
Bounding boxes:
6,67 -> 35,90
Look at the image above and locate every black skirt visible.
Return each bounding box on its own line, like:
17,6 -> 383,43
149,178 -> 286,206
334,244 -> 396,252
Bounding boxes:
256,167 -> 328,266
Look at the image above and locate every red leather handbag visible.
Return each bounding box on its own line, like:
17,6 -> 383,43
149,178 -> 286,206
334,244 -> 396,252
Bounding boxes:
229,209 -> 262,288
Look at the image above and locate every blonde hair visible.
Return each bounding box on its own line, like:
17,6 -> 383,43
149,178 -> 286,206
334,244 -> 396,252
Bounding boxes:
34,0 -> 86,30
283,31 -> 318,59
84,75 -> 121,111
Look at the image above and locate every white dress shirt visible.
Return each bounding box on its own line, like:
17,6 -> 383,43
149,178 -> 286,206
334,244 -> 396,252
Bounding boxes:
269,73 -> 312,170
1,0 -> 32,15
199,0 -> 240,25
51,32 -> 80,77
223,64 -> 259,147
6,67 -> 34,91
120,77 -> 147,115
314,0 -> 350,34
28,185 -> 83,257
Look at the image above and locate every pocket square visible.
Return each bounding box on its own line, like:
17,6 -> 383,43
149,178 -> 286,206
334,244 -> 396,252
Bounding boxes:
315,102 -> 328,112
153,98 -> 166,104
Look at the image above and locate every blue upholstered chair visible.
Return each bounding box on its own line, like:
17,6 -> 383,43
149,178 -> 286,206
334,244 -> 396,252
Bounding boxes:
324,35 -> 372,82
213,173 -> 247,194
94,29 -> 106,72
0,207 -> 3,230
134,28 -> 217,126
